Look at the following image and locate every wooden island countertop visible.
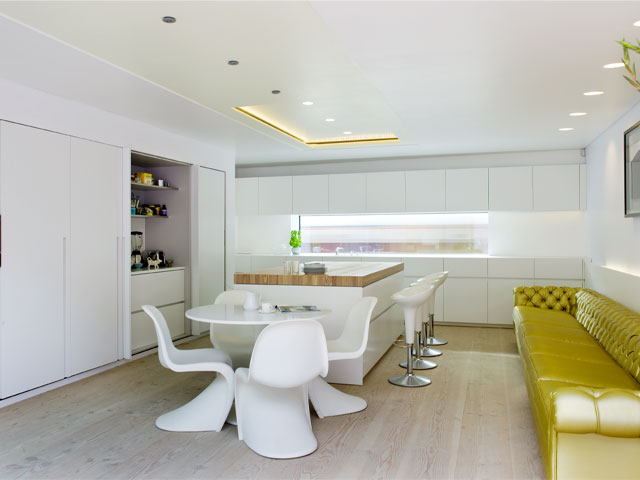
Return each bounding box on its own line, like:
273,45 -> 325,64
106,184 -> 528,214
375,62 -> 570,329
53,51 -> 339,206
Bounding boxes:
234,261 -> 403,288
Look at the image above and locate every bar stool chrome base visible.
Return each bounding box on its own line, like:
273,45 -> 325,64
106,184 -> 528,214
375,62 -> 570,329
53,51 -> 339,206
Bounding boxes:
388,373 -> 431,387
400,358 -> 437,370
425,336 -> 448,346
419,345 -> 442,357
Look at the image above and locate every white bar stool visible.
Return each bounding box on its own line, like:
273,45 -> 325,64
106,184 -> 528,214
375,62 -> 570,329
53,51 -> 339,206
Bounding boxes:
425,272 -> 448,346
389,285 -> 434,387
410,272 -> 446,357
399,281 -> 437,371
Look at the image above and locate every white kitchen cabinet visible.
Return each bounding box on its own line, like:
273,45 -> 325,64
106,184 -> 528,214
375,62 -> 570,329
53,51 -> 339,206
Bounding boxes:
130,303 -> 185,353
0,122 -> 70,397
489,166 -> 533,211
235,255 -> 252,273
443,278 -> 488,324
533,165 -> 580,211
405,170 -> 446,213
534,257 -> 583,280
236,177 -> 259,216
259,176 -> 292,215
130,268 -> 185,352
251,256 -> 287,270
68,137 -> 121,376
446,168 -> 488,212
443,257 -> 488,277
293,175 -> 329,214
402,257 -> 444,277
329,173 -> 366,213
488,257 -> 535,278
488,278 -> 534,325
197,167 -> 226,326
366,171 -> 405,213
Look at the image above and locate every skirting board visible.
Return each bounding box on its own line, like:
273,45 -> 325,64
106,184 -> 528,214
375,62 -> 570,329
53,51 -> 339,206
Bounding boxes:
584,261 -> 640,315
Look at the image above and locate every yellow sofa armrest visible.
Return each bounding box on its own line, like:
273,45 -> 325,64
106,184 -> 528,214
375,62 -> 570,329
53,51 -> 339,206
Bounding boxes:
551,387 -> 640,437
513,286 -> 580,316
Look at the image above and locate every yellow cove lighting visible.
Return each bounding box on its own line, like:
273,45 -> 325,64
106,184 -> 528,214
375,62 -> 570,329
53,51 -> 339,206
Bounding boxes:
234,107 -> 399,147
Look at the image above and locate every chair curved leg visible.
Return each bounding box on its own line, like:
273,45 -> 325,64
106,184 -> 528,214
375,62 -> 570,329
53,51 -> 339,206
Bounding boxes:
155,365 -> 235,433
308,376 -> 367,418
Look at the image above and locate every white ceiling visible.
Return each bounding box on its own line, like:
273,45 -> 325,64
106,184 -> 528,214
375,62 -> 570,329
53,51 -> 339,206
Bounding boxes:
0,1 -> 639,165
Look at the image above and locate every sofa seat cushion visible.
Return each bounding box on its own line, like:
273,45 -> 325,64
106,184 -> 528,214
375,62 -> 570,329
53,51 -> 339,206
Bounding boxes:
520,322 -> 595,345
530,353 -> 640,389
523,336 -> 615,365
514,306 -> 579,328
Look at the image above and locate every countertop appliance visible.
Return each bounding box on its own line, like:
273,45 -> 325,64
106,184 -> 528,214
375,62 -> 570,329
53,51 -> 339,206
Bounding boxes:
131,231 -> 143,268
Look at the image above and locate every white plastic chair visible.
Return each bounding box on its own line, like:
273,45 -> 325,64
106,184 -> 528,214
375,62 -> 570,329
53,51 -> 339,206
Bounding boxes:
142,305 -> 234,432
235,319 -> 328,459
308,297 -> 377,418
211,290 -> 263,368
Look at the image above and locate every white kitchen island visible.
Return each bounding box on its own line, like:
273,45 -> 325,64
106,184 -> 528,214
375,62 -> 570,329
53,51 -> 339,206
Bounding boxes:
234,262 -> 404,385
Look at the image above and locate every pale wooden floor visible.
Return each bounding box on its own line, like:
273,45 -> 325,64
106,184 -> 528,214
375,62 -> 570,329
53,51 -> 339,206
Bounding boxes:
0,326 -> 544,480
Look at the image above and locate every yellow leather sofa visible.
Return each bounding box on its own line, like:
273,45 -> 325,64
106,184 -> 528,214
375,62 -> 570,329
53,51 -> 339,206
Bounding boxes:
513,286 -> 640,479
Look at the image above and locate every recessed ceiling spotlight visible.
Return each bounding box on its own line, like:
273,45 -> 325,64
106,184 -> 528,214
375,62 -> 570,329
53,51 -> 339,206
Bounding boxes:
271,90 -> 281,95
603,62 -> 625,69
227,60 -> 239,66
634,20 -> 640,26
584,91 -> 604,96
325,118 -> 335,122
302,101 -> 314,106
559,127 -> 574,131
343,131 -> 353,135
162,16 -> 176,23
569,112 -> 587,116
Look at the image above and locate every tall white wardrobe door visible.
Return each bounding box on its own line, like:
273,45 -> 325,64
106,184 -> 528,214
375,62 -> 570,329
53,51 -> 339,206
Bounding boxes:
197,167 -> 226,332
0,122 -> 69,398
68,138 -> 121,375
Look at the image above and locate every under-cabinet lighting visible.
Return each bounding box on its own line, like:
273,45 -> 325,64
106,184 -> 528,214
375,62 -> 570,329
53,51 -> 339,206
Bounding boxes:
584,91 -> 604,96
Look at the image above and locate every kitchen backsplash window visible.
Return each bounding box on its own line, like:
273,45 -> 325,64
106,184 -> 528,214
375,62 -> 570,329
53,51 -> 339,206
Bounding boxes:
299,213 -> 488,255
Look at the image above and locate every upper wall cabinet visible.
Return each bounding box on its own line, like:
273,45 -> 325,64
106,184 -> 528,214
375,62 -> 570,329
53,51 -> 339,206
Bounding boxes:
405,170 -> 446,212
259,176 -> 292,215
489,166 -> 533,211
366,171 -> 405,213
236,178 -> 259,216
445,168 -> 488,211
293,175 -> 329,214
329,173 -> 366,213
533,165 -> 580,211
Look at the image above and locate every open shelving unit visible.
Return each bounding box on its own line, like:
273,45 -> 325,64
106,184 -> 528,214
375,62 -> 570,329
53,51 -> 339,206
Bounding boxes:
131,182 -> 178,192
131,214 -> 170,219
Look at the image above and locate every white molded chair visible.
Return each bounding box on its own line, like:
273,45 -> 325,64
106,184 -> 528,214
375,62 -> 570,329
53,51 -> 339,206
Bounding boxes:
142,305 -> 234,432
212,290 -> 263,368
309,297 -> 377,418
235,319 -> 328,459
389,285 -> 434,387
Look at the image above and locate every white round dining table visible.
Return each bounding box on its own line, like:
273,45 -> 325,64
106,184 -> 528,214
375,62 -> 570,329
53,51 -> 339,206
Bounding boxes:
185,304 -> 330,326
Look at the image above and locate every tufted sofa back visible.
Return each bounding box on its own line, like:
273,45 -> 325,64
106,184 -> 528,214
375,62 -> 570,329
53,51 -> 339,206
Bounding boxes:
575,289 -> 640,384
514,286 -> 580,316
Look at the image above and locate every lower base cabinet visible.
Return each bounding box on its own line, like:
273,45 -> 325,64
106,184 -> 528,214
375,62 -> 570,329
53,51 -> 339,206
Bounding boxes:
443,278 -> 489,324
130,268 -> 186,353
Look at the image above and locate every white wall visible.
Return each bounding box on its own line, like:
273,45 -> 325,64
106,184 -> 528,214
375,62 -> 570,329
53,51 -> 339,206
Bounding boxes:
0,77 -> 236,286
586,99 -> 640,274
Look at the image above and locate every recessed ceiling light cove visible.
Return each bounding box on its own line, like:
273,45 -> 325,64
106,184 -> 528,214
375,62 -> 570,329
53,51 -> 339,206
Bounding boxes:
569,112 -> 587,116
584,91 -> 604,96
162,16 -> 176,23
558,127 -> 574,131
302,101 -> 313,106
233,107 -> 398,148
227,60 -> 239,66
325,118 -> 335,122
603,62 -> 624,69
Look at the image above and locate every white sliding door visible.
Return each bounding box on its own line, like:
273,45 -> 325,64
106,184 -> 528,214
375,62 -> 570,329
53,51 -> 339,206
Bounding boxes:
68,137 -> 122,376
196,167 -> 225,334
0,122 -> 69,397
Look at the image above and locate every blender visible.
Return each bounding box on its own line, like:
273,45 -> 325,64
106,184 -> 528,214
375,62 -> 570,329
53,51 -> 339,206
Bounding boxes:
131,231 -> 143,269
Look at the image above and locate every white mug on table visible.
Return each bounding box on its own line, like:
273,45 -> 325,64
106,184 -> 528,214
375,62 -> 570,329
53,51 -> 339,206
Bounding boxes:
243,292 -> 261,310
